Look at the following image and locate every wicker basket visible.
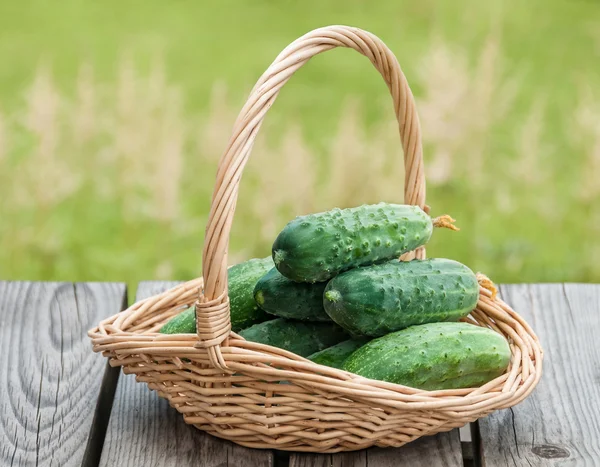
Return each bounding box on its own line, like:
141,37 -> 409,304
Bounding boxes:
89,25 -> 543,453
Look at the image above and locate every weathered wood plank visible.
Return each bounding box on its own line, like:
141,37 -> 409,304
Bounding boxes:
100,281 -> 274,467
479,284 -> 600,466
289,430 -> 463,467
0,282 -> 126,467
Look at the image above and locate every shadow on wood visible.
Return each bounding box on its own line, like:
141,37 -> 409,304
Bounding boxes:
99,281 -> 274,467
479,284 -> 600,466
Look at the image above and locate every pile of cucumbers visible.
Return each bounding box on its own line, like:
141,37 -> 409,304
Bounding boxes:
160,203 -> 511,391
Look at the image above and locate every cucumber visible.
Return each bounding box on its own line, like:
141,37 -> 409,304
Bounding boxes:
343,322 -> 511,390
324,258 -> 479,337
254,267 -> 330,322
307,338 -> 370,369
228,257 -> 275,330
239,318 -> 350,357
272,203 -> 434,283
159,256 -> 274,334
159,306 -> 197,334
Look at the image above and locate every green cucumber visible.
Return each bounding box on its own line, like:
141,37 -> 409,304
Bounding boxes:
239,318 -> 350,357
159,256 -> 274,334
307,338 -> 370,369
227,257 -> 275,330
272,203 -> 434,283
158,306 -> 197,334
324,258 -> 479,337
254,267 -> 330,321
343,322 -> 511,390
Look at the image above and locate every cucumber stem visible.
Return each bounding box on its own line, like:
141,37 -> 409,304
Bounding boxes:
273,250 -> 286,267
324,290 -> 342,303
432,214 -> 460,231
254,290 -> 265,306
476,273 -> 498,300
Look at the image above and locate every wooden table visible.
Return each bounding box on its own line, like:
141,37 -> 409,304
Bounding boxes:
1,281 -> 598,466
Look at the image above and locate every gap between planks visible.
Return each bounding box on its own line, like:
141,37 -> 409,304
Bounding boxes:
0,282 -> 127,467
98,281 -> 477,467
98,281 -> 274,467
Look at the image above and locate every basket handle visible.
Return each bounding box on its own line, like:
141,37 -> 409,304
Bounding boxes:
196,25 -> 426,370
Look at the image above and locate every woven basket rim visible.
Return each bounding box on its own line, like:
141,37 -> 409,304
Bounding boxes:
89,275 -> 543,412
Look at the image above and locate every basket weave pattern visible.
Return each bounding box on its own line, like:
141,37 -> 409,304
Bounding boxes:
89,26 -> 543,452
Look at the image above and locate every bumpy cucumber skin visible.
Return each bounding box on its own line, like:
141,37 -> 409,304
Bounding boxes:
272,203 -> 433,283
254,267 -> 330,322
324,258 -> 479,337
307,338 -> 370,369
228,257 -> 275,330
239,318 -> 350,357
159,256 -> 274,334
343,322 -> 511,390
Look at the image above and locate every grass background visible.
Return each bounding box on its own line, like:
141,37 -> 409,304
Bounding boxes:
1,0 -> 599,289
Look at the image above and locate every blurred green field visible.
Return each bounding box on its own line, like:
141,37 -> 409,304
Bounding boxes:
1,0 -> 599,289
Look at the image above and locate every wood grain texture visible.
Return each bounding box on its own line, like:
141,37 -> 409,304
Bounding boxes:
100,281 -> 274,467
0,281 -> 126,467
479,284 -> 600,466
290,430 -> 463,467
